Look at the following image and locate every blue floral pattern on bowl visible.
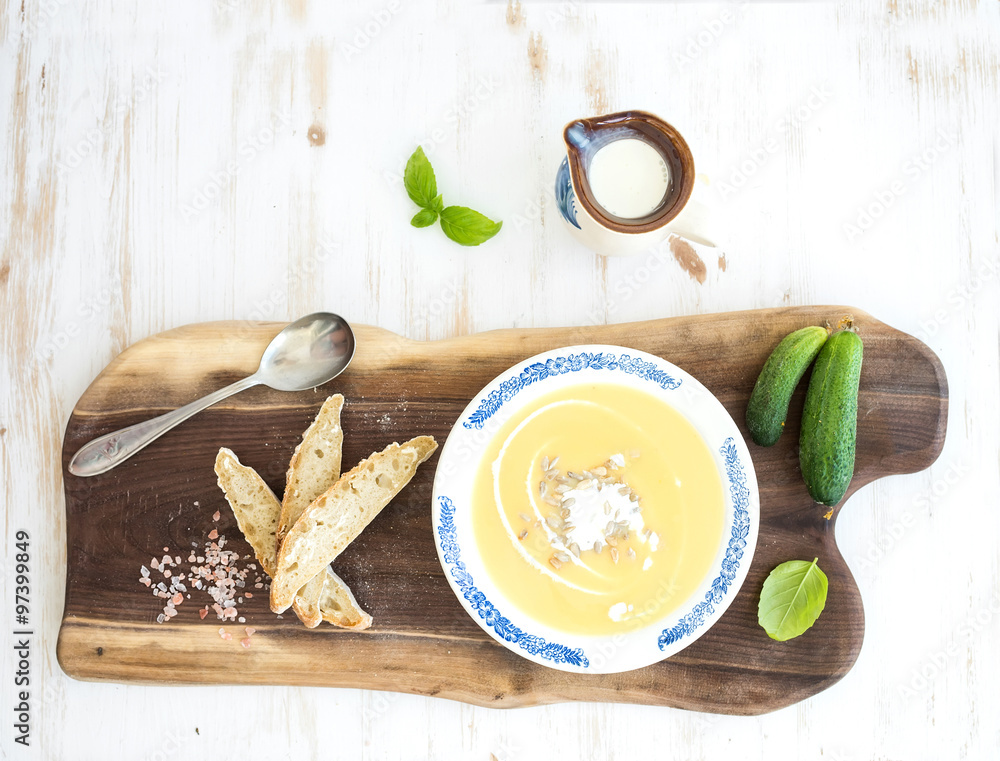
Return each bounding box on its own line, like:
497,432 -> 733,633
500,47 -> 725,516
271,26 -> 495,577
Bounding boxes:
436,496 -> 590,667
463,351 -> 682,430
657,437 -> 751,649
555,158 -> 581,230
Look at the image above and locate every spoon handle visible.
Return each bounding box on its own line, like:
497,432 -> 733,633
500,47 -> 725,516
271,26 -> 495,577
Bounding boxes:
68,375 -> 260,477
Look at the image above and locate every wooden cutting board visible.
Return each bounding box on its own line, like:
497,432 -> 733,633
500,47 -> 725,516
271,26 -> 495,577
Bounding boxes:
57,306 -> 947,715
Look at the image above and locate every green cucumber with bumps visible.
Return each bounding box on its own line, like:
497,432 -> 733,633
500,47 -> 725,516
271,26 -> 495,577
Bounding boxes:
746,326 -> 830,447
799,329 -> 864,506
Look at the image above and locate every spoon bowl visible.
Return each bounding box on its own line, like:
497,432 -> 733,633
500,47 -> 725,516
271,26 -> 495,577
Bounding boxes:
68,312 -> 356,477
257,312 -> 357,392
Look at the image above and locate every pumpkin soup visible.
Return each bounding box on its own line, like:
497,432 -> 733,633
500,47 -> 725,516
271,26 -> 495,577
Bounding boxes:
471,382 -> 725,636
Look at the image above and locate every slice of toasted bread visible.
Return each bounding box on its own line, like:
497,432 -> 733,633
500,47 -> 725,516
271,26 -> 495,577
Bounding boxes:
278,394 -> 345,547
214,447 -> 281,576
214,448 -> 373,628
319,568 -> 372,630
292,572 -> 327,628
270,435 -> 438,613
280,395 -> 346,627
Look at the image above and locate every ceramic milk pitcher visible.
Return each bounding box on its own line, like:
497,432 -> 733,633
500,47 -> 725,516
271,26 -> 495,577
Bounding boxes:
555,110 -> 718,256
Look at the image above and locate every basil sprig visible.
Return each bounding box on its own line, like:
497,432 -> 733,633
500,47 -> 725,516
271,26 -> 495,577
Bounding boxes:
404,147 -> 502,246
757,558 -> 829,641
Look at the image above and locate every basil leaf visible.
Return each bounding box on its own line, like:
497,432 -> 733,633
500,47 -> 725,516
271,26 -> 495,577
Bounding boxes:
404,147 -> 438,209
410,208 -> 438,228
439,206 -> 503,246
430,194 -> 444,214
757,558 -> 828,641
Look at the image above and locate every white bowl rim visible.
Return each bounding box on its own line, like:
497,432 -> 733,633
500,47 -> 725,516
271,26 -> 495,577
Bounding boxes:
431,344 -> 760,674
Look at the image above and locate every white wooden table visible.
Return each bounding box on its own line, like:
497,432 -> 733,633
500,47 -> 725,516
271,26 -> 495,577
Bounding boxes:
2,1 -> 999,758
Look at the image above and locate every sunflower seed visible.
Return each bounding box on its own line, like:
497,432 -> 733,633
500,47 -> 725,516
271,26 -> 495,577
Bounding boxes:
561,497 -> 576,508
569,543 -> 581,557
520,512 -> 531,522
604,501 -> 612,515
610,547 -> 619,563
577,479 -> 594,491
554,551 -> 571,563
594,541 -> 603,554
549,556 -> 563,570
518,529 -> 528,540
593,466 -> 607,476
541,456 -> 550,472
627,547 -> 636,559
545,468 -> 559,478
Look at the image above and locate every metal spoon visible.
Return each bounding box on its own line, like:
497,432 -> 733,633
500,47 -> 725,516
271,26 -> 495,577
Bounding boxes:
68,312 -> 356,477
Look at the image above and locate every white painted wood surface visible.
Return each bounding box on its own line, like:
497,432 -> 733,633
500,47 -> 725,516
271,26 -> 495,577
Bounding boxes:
2,0 -> 998,758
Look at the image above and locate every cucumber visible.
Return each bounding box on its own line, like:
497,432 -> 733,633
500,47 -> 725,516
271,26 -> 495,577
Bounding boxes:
799,329 -> 864,506
746,326 -> 830,446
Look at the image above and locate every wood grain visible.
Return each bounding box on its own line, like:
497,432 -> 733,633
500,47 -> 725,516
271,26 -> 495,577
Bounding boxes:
56,306 -> 947,715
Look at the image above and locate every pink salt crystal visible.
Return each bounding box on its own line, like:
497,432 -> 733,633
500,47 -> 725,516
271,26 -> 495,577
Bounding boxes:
245,627 -> 256,637
213,510 -> 221,522
199,607 -> 209,620
208,529 -> 218,540
240,638 -> 252,648
171,592 -> 183,605
163,570 -> 171,578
